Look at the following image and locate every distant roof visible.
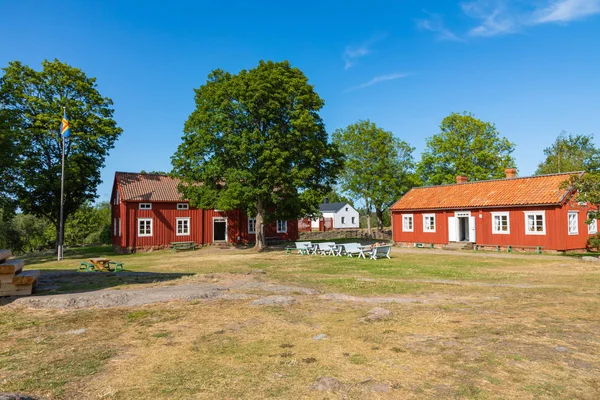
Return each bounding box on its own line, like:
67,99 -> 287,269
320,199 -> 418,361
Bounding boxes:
115,172 -> 185,202
319,202 -> 349,212
390,172 -> 581,211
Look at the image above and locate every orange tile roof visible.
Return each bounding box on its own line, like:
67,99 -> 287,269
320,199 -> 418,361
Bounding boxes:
390,172 -> 582,211
115,172 -> 185,202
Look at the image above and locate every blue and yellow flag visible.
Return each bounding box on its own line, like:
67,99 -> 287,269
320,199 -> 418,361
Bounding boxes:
60,110 -> 71,138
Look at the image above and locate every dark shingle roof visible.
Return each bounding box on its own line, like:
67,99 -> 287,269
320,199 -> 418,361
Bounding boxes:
319,202 -> 348,213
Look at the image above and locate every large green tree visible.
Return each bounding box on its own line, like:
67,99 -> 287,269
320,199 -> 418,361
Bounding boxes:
536,132 -> 600,175
0,59 -> 122,251
172,60 -> 343,250
332,120 -> 418,231
417,112 -> 516,185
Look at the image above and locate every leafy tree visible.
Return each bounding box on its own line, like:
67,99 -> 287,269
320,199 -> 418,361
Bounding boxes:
320,188 -> 353,207
332,120 -> 418,231
12,213 -> 53,253
0,108 -> 18,213
536,132 -> 600,175
417,112 -> 516,185
172,60 -> 343,250
0,59 -> 122,252
64,201 -> 111,246
560,172 -> 600,249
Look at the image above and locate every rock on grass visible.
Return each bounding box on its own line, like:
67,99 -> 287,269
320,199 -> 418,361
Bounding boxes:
361,307 -> 392,322
251,295 -> 295,306
311,376 -> 343,391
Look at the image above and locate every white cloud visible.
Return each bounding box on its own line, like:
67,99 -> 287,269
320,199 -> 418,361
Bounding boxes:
343,33 -> 388,70
535,0 -> 600,23
344,73 -> 409,92
416,12 -> 464,41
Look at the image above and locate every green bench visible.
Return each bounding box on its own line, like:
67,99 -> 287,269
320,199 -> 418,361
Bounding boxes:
78,262 -> 95,272
109,261 -> 125,271
414,243 -> 434,249
508,245 -> 544,254
475,244 -> 501,252
171,241 -> 196,252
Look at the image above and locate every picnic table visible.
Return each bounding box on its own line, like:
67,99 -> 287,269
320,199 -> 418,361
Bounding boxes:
89,257 -> 111,271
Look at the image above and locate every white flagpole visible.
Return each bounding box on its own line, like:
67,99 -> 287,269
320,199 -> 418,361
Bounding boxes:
58,107 -> 66,261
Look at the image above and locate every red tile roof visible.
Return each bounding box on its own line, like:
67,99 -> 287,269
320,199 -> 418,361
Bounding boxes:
115,172 -> 185,202
390,172 -> 582,211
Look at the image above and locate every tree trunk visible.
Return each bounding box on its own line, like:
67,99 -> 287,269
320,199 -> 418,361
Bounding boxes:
365,198 -> 371,235
375,207 -> 384,231
254,199 -> 266,251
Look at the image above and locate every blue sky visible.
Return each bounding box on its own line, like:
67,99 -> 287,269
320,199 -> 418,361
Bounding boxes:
1,0 -> 599,202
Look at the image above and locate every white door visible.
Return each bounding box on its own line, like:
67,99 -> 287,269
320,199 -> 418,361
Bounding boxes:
469,216 -> 476,242
448,217 -> 457,242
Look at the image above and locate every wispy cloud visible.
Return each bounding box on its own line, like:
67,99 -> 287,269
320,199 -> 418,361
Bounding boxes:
344,73 -> 410,92
462,1 -> 519,37
535,0 -> 600,23
342,33 -> 388,70
416,12 -> 464,41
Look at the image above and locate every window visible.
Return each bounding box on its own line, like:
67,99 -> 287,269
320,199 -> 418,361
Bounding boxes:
176,218 -> 190,236
423,214 -> 436,232
114,190 -> 120,205
139,203 -> 152,210
524,211 -> 546,235
277,220 -> 287,233
345,207 -> 349,212
352,217 -> 355,224
138,218 -> 152,236
113,218 -> 117,236
341,217 -> 346,224
568,211 -> 578,235
248,218 -> 256,234
491,212 -> 510,234
588,213 -> 597,234
402,214 -> 413,232
118,218 -> 121,237
177,203 -> 189,210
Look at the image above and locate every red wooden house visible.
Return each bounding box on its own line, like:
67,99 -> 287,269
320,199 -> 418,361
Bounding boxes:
391,169 -> 597,251
110,172 -> 298,252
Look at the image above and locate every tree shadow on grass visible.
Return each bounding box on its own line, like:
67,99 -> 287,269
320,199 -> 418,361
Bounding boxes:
0,269 -> 194,306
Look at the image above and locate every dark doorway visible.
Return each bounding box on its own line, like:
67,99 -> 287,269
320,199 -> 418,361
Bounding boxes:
458,217 -> 470,242
213,219 -> 227,242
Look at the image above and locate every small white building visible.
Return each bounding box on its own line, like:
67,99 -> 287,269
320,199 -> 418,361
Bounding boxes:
310,201 -> 360,229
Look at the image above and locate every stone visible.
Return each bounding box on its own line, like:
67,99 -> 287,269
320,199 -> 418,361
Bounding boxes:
310,376 -> 342,392
581,256 -> 600,262
0,394 -> 40,400
555,346 -> 569,352
362,307 -> 392,322
313,333 -> 328,340
251,296 -> 295,306
65,328 -> 87,335
371,383 -> 390,393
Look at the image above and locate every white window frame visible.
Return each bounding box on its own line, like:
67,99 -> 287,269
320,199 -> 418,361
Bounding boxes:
524,211 -> 546,235
352,217 -> 356,224
248,218 -> 256,234
423,214 -> 436,233
176,217 -> 190,236
491,212 -> 510,234
139,203 -> 152,210
341,216 -> 346,224
177,203 -> 189,210
118,218 -> 121,237
277,220 -> 288,233
114,190 -> 120,205
113,218 -> 117,236
402,214 -> 414,232
568,211 -> 579,235
588,213 -> 597,234
138,218 -> 153,237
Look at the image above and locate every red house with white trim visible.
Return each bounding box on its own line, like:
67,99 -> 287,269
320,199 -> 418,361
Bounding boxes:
391,169 -> 597,251
110,172 -> 298,252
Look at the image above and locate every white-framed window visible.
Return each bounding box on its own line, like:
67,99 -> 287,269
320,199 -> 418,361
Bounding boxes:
341,217 -> 346,224
118,218 -> 121,237
402,214 -> 414,232
113,218 -> 117,236
277,220 -> 287,233
491,212 -> 510,234
114,190 -> 120,205
176,217 -> 190,236
568,211 -> 578,235
423,214 -> 435,232
352,217 -> 356,224
139,203 -> 152,210
524,211 -> 546,235
177,203 -> 189,210
138,218 -> 152,236
248,218 -> 256,234
345,207 -> 349,212
588,213 -> 597,234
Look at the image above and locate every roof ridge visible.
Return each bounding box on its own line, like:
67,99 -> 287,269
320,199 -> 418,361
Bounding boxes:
413,171 -> 583,189
115,171 -> 172,177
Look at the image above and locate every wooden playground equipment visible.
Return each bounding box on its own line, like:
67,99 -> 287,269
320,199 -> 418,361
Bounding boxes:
0,249 -> 40,297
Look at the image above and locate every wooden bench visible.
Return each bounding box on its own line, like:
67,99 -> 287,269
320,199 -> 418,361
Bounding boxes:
171,241 -> 196,252
414,243 -> 434,249
365,245 -> 392,260
507,245 -> 544,254
475,244 -> 502,252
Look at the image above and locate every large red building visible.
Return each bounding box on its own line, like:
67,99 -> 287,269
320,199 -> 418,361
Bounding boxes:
391,170 -> 597,251
110,172 -> 298,252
